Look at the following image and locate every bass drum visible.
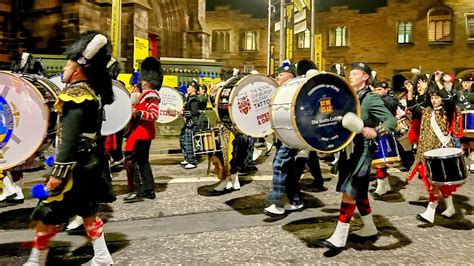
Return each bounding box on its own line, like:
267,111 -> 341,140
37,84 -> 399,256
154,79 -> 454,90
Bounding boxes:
0,72 -> 59,170
156,86 -> 184,124
216,74 -> 277,137
102,80 -> 132,136
270,73 -> 360,153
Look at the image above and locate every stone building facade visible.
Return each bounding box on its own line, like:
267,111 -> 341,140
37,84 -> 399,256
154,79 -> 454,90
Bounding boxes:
206,0 -> 474,80
0,0 -> 208,71
205,6 -> 269,74
290,0 -> 474,79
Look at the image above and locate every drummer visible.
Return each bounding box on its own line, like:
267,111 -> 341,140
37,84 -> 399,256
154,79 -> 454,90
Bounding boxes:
316,62 -> 397,253
372,81 -> 400,197
264,60 -> 304,216
406,87 -> 463,223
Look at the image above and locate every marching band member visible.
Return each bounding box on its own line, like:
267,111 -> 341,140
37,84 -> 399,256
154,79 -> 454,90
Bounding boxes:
24,31 -> 115,265
264,60 -> 303,215
123,57 -> 162,203
179,83 -> 206,169
406,86 -> 463,223
316,62 -> 397,252
372,81 -> 399,197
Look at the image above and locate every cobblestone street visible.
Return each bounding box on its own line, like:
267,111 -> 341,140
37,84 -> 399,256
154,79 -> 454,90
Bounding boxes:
0,139 -> 473,265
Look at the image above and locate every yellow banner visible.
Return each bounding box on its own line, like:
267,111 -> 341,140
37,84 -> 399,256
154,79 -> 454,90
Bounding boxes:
270,45 -> 275,75
286,4 -> 294,61
163,75 -> 179,88
314,34 -> 323,70
117,73 -> 132,91
110,0 -> 121,58
133,36 -> 149,70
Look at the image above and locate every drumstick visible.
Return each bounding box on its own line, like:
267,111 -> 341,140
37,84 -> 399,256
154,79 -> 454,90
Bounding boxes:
342,112 -> 363,133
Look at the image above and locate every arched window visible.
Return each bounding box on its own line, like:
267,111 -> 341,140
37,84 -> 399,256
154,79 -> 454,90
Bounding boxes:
398,22 -> 413,44
428,6 -> 453,43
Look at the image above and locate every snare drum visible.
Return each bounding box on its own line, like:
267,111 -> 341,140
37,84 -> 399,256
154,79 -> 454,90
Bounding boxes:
101,80 -> 132,136
270,73 -> 360,153
192,129 -> 221,155
216,74 -> 277,137
462,110 -> 474,138
424,147 -> 468,185
0,72 -> 59,170
156,86 -> 184,124
372,133 -> 400,165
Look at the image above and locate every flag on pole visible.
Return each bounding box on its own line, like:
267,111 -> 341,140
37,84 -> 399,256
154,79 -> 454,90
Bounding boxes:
294,0 -> 304,14
302,0 -> 311,10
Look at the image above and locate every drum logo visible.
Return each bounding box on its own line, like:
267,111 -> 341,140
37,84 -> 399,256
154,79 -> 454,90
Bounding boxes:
0,96 -> 15,161
320,97 -> 333,114
237,95 -> 252,115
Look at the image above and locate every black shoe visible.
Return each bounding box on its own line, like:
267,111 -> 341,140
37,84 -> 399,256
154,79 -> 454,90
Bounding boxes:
143,191 -> 156,199
66,225 -> 86,236
124,192 -> 144,203
0,193 -> 17,203
314,239 -> 346,253
6,198 -> 24,204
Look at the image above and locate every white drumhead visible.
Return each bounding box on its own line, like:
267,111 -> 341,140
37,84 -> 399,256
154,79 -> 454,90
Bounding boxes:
424,147 -> 463,158
101,80 -> 132,136
0,72 -> 50,170
48,74 -> 66,91
229,74 -> 277,137
156,86 -> 184,124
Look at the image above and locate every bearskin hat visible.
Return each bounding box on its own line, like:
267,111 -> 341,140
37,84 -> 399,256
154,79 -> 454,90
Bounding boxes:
296,59 -> 317,76
64,31 -> 112,69
139,57 -> 164,90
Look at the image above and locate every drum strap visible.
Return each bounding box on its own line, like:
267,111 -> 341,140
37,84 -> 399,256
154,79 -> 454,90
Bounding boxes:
430,112 -> 451,147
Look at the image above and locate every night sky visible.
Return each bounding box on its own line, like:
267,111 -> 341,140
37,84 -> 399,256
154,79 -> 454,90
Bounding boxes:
206,0 -> 388,18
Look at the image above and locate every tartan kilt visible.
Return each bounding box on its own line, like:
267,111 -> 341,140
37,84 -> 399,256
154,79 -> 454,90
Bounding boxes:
195,114 -> 209,131
336,134 -> 376,200
104,134 -> 117,153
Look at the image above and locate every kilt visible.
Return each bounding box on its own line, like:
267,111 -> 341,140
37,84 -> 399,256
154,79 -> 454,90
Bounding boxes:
336,134 -> 376,200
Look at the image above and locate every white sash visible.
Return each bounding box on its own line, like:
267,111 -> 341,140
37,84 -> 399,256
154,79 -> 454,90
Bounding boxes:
430,111 -> 451,147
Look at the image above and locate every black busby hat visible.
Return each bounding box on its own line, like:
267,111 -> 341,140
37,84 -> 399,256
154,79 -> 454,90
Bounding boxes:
351,62 -> 372,75
296,59 -> 317,76
139,57 -> 164,90
64,31 -> 111,69
277,60 -> 297,77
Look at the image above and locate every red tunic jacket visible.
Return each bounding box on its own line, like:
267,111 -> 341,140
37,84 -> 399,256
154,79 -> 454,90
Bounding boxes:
125,89 -> 160,151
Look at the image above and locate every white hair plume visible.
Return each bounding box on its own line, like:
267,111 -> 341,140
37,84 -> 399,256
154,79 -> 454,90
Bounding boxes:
79,34 -> 108,64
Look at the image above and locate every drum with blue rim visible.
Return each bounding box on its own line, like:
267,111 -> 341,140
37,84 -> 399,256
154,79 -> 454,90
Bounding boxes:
270,72 -> 360,153
462,110 -> 474,138
372,133 -> 400,165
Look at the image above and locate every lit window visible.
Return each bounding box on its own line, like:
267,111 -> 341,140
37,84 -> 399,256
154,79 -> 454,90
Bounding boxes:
428,6 -> 453,43
297,30 -> 311,49
398,22 -> 413,44
242,31 -> 257,51
466,14 -> 474,40
329,26 -> 347,47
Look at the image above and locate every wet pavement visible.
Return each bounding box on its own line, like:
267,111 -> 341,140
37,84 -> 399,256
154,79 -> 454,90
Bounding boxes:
0,138 -> 473,265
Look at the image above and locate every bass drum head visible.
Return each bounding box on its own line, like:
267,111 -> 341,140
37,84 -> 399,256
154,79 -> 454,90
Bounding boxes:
229,74 -> 277,137
294,73 -> 360,153
156,87 -> 184,124
0,72 -> 50,170
101,80 -> 132,136
424,147 -> 463,159
48,74 -> 66,91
